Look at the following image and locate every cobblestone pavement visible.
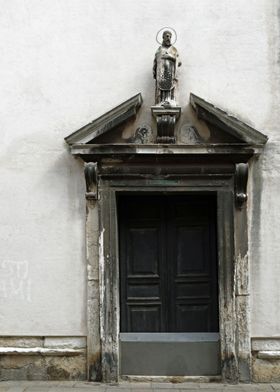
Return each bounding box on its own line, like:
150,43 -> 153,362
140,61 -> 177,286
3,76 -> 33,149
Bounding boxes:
0,382 -> 279,392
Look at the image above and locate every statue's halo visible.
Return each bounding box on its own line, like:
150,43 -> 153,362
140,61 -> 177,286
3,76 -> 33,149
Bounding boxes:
156,27 -> 177,45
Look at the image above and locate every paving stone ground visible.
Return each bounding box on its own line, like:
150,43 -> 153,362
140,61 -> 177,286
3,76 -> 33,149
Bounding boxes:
0,382 -> 279,392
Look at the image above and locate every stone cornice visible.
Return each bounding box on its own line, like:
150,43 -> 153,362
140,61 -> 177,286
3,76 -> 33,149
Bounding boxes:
70,143 -> 259,158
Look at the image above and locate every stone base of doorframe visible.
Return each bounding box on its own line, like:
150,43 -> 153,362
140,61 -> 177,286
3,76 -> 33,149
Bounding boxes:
251,338 -> 280,383
0,336 -> 87,381
121,375 -> 222,383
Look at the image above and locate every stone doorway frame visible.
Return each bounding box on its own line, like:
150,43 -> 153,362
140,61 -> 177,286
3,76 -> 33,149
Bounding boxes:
85,159 -> 251,384
64,93 -> 268,383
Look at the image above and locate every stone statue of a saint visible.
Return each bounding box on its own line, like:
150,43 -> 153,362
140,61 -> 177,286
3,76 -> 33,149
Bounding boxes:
153,30 -> 181,107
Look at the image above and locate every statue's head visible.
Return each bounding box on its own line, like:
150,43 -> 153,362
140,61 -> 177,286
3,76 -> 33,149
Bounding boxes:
162,30 -> 172,47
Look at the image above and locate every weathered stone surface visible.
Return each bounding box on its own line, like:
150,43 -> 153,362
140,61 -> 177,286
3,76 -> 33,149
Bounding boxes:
0,348 -> 84,356
46,356 -> 86,380
0,338 -> 43,348
252,356 -> 280,383
86,199 -> 101,381
252,338 -> 280,351
235,295 -> 251,381
0,354 -> 86,381
0,355 -> 46,381
258,351 -> 280,360
0,337 -> 86,380
87,281 -> 99,302
44,337 -> 86,349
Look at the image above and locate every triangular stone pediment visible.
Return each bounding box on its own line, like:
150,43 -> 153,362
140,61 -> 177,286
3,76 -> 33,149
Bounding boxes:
65,93 -> 143,145
65,93 -> 268,149
64,93 -> 268,163
189,94 -> 268,146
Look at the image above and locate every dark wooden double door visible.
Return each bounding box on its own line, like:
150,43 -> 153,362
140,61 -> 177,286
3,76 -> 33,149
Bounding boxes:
119,195 -> 219,333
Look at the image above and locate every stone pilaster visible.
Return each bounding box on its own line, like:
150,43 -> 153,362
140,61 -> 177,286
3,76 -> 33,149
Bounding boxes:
84,163 -> 101,381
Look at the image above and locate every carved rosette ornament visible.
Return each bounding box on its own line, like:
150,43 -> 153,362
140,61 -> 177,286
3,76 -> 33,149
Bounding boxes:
152,29 -> 181,144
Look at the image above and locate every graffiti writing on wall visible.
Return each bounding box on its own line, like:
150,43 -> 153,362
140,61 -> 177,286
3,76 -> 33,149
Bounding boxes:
0,260 -> 31,302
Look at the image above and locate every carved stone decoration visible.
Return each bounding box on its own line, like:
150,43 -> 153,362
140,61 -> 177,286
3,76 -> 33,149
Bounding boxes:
84,162 -> 98,200
129,124 -> 153,144
153,30 -> 181,107
156,115 -> 176,143
180,124 -> 201,144
151,106 -> 181,144
152,30 -> 181,144
235,163 -> 249,208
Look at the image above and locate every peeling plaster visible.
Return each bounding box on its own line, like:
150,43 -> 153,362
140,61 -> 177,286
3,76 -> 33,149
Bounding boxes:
98,228 -> 105,309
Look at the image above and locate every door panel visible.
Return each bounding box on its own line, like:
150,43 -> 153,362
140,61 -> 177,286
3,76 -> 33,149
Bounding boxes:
127,305 -> 162,332
175,226 -> 207,272
119,197 -> 165,332
167,197 -> 218,333
119,195 -> 218,333
128,227 -> 160,275
175,304 -> 211,332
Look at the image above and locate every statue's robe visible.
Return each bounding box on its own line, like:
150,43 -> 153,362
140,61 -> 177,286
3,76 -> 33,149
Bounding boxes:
153,45 -> 180,105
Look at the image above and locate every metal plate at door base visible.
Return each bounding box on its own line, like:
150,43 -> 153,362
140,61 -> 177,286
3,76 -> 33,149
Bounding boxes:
120,333 -> 220,376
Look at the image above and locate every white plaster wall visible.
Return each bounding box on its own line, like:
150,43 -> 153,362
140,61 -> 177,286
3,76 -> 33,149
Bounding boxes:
0,0 -> 278,336
248,0 -> 280,337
